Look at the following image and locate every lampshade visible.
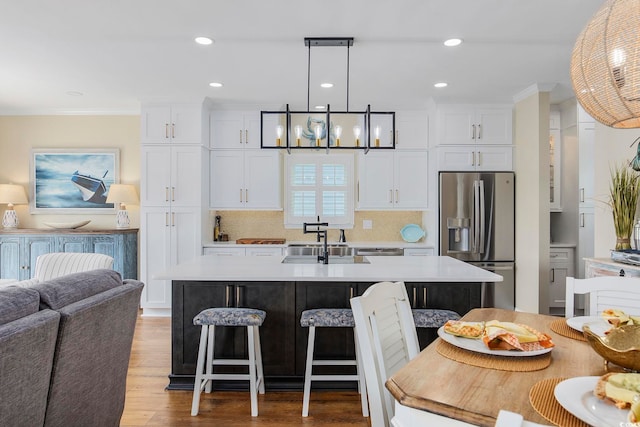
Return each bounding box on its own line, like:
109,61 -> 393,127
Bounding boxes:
0,184 -> 28,205
571,0 -> 640,128
105,184 -> 138,206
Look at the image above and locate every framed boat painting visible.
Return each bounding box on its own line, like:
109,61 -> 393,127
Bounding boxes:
30,148 -> 120,213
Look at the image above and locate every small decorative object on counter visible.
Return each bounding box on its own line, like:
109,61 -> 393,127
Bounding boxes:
219,232 -> 228,242
609,164 -> 640,250
214,215 -> 221,241
634,219 -> 640,250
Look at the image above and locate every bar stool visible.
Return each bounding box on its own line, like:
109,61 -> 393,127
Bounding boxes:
300,308 -> 368,417
191,307 -> 266,417
412,308 -> 461,328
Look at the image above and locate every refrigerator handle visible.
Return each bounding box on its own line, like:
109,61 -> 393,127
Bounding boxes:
473,180 -> 480,253
479,179 -> 485,254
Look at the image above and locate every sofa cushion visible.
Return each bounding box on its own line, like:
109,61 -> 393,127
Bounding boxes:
0,286 -> 40,325
34,269 -> 123,310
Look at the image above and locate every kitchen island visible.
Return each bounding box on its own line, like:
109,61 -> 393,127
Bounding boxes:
158,255 -> 502,390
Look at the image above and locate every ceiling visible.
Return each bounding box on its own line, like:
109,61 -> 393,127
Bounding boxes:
0,0 -> 604,115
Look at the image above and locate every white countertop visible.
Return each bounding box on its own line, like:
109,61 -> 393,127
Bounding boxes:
156,255 -> 503,283
202,240 -> 435,249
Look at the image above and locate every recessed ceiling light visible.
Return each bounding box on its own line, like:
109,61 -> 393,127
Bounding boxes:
434,82 -> 448,88
444,38 -> 462,47
195,37 -> 214,45
66,91 -> 83,96
320,83 -> 333,88
314,105 -> 326,110
209,82 -> 223,88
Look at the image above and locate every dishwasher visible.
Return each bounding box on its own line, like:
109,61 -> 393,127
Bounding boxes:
355,247 -> 404,256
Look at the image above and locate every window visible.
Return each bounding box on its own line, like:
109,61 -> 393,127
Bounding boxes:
284,153 -> 354,228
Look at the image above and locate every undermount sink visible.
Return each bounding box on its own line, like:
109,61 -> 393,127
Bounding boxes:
286,243 -> 353,257
281,255 -> 370,264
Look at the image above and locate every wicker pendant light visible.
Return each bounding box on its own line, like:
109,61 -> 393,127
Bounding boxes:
571,0 -> 640,128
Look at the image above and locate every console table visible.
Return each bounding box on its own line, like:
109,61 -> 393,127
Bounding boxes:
0,228 -> 138,280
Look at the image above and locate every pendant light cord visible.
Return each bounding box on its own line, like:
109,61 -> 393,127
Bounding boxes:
346,44 -> 350,112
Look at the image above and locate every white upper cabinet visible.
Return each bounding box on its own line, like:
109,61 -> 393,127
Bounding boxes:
210,111 -> 261,149
210,150 -> 281,209
394,111 -> 429,150
141,103 -> 204,144
578,120 -> 595,209
140,145 -> 203,207
437,146 -> 513,171
357,151 -> 428,210
437,105 -> 513,145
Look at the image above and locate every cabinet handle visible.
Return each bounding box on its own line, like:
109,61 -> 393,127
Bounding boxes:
389,190 -> 393,203
245,189 -> 248,203
471,151 -> 475,166
477,124 -> 482,139
423,288 -> 427,308
412,287 -> 417,309
240,189 -> 243,202
550,268 -> 555,283
165,187 -> 169,202
236,286 -> 241,307
171,212 -> 175,226
165,124 -> 169,139
579,188 -> 585,203
171,187 -> 175,202
580,212 -> 585,228
245,130 -> 248,144
225,285 -> 231,307
239,130 -> 243,144
395,130 -> 399,145
472,124 -> 476,140
477,151 -> 481,166
395,189 -> 399,203
171,123 -> 175,139
165,212 -> 169,226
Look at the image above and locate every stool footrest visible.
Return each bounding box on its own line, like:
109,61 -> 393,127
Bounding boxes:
312,360 -> 357,366
310,374 -> 359,381
211,359 -> 250,366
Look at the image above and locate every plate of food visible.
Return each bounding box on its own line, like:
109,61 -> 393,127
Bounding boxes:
437,320 -> 554,357
566,316 -> 610,334
554,375 -> 635,427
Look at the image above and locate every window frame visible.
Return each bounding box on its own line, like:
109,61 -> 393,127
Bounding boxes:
283,152 -> 354,229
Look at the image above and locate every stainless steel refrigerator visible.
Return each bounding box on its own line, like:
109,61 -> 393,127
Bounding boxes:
439,172 -> 515,310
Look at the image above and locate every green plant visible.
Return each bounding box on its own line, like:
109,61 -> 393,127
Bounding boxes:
610,163 -> 640,250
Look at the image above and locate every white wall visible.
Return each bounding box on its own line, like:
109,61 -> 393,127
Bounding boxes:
514,91 -> 550,313
593,124 -> 640,256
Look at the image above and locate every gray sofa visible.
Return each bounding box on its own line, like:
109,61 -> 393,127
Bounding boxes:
0,269 -> 144,427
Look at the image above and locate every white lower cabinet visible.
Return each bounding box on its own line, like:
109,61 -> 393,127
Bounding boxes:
357,151 -> 428,209
140,207 -> 201,316
436,145 -> 512,171
203,246 -> 284,256
549,247 -> 575,314
403,248 -> 434,256
210,150 -> 281,209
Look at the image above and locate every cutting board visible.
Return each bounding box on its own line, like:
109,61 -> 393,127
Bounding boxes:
236,238 -> 286,244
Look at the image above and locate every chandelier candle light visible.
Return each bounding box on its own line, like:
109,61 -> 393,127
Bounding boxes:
105,184 -> 139,229
0,184 -> 28,229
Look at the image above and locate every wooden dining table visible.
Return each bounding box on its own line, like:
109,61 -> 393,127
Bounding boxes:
386,308 -> 609,426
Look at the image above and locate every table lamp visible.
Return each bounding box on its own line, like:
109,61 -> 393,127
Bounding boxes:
0,184 -> 28,229
106,184 -> 138,229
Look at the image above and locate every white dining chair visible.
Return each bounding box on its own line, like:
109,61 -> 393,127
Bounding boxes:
350,281 -> 420,427
495,410 -> 552,427
565,276 -> 640,317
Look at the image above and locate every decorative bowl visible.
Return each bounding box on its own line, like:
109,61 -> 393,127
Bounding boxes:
400,224 -> 425,243
43,220 -> 91,229
583,323 -> 640,371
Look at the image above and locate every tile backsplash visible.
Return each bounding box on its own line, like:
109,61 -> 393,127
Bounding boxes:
209,210 -> 425,243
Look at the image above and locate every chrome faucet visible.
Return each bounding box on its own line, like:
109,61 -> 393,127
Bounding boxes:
303,219 -> 329,264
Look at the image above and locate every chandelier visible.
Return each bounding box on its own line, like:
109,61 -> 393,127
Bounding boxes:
571,0 -> 640,128
261,37 -> 395,152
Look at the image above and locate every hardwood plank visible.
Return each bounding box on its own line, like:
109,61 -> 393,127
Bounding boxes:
121,312 -> 370,426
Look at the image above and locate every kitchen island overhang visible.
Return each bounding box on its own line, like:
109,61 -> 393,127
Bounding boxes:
159,255 -> 503,391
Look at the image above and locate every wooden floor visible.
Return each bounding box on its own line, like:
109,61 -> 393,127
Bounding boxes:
121,313 -> 371,426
